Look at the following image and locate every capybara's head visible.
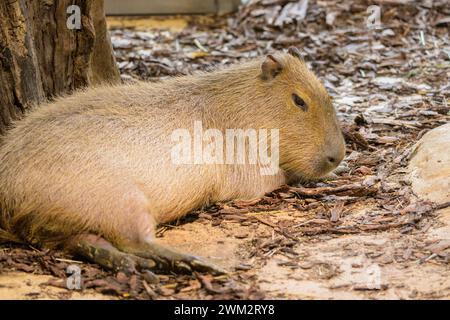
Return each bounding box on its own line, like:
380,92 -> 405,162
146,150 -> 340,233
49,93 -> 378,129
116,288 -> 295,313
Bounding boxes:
258,47 -> 345,180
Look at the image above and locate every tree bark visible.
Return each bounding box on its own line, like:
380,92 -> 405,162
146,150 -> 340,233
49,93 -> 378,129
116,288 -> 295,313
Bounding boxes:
0,0 -> 120,134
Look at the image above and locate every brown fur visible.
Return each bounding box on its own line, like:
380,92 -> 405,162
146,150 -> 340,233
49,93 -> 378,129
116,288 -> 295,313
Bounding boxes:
0,51 -> 345,249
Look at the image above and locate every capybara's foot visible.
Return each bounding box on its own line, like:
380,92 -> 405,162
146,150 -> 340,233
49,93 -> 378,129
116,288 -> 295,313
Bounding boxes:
67,234 -> 226,276
123,241 -> 227,275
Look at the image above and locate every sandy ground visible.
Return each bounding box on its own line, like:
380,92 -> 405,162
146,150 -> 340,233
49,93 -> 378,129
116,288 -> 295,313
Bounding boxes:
161,208 -> 450,300
2,206 -> 449,300
0,273 -> 111,300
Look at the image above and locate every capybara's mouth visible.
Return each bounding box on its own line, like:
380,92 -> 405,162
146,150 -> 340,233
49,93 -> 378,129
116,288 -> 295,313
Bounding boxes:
286,170 -> 329,184
285,159 -> 341,183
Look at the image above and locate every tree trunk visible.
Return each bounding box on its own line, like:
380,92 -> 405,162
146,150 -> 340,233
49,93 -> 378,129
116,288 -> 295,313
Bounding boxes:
0,0 -> 120,134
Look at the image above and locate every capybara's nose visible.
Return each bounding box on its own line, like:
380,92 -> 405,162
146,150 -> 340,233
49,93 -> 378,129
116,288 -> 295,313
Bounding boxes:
326,156 -> 337,165
323,144 -> 345,170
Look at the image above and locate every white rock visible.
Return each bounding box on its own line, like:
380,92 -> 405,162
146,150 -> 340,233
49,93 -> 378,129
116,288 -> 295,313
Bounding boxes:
410,124 -> 450,242
409,123 -> 450,203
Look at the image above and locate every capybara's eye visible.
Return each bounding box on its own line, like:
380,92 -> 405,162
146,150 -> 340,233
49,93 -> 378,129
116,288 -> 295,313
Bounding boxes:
292,93 -> 308,111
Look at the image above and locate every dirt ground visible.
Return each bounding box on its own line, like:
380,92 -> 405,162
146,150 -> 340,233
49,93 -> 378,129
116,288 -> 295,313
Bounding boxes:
1,0 -> 449,299
2,204 -> 450,300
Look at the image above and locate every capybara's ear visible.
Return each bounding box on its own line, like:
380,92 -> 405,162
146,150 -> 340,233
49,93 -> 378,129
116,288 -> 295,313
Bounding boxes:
260,54 -> 283,80
287,47 -> 303,61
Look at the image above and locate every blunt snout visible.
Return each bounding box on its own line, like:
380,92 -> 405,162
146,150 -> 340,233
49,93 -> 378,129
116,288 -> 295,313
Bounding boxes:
323,148 -> 345,169
318,135 -> 346,174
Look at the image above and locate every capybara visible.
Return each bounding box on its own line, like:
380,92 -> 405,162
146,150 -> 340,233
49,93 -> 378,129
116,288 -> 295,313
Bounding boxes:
0,48 -> 345,274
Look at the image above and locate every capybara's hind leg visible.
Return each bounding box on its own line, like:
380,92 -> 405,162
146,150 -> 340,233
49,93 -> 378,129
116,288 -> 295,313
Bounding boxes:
120,241 -> 227,275
66,234 -> 157,275
67,234 -> 226,275
61,184 -> 225,275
